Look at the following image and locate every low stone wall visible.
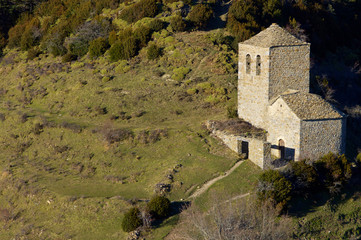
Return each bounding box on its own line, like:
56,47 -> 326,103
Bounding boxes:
206,121 -> 272,169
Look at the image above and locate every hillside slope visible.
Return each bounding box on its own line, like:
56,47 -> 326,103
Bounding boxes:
1,0 -> 361,239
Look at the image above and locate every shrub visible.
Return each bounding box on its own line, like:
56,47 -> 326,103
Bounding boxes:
8,23 -> 27,48
287,160 -> 317,192
121,208 -> 142,232
102,127 -> 133,144
115,60 -> 131,73
170,15 -> 187,32
227,0 -> 260,42
187,88 -> 198,95
356,152 -> 361,163
187,4 -> 213,29
27,47 -> 42,60
62,52 -> 77,63
20,17 -> 42,50
109,38 -> 138,61
41,21 -> 71,56
148,19 -> 165,32
172,67 -> 190,81
147,196 -> 171,219
65,19 -> 112,57
133,26 -> 152,48
257,170 -> 292,210
108,30 -> 118,45
95,0 -> 121,13
226,106 -> 238,118
315,152 -> 352,190
147,43 -> 161,60
89,37 -> 109,58
120,0 -> 159,23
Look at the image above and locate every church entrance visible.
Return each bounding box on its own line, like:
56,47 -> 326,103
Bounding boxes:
278,139 -> 285,159
240,141 -> 249,159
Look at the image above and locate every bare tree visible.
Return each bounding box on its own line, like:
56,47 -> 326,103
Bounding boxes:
167,195 -> 292,240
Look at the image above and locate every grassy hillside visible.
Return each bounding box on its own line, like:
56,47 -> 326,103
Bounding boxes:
1,0 -> 361,239
0,29 -> 242,238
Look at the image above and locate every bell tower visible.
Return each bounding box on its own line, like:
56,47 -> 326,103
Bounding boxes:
238,23 -> 310,129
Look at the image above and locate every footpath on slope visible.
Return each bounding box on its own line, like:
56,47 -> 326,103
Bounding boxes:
188,160 -> 245,199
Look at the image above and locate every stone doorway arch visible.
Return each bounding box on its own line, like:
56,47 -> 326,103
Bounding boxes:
278,139 -> 285,159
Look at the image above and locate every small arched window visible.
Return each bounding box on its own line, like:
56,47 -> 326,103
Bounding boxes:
246,54 -> 251,74
256,55 -> 261,75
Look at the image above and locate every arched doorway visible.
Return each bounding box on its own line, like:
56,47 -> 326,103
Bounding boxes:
278,139 -> 285,159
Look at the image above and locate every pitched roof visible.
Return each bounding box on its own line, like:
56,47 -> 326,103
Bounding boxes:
242,23 -> 308,48
278,92 -> 344,120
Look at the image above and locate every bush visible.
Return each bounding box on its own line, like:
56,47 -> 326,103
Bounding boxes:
65,20 -> 111,57
227,0 -> 260,42
109,38 -> 138,61
147,196 -> 171,219
20,17 -> 42,50
8,23 -> 27,48
287,160 -> 317,192
148,19 -> 165,32
187,4 -> 213,29
102,127 -> 133,144
315,152 -> 352,190
120,0 -> 159,23
257,170 -> 292,210
133,26 -> 152,48
108,30 -> 118,45
147,43 -> 161,60
89,37 -> 109,58
172,67 -> 191,81
41,20 -> 71,56
62,53 -> 77,62
27,47 -> 42,60
226,106 -> 238,118
170,15 -> 187,32
121,208 -> 142,232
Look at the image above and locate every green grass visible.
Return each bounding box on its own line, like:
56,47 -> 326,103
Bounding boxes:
0,30 -> 239,239
193,160 -> 262,210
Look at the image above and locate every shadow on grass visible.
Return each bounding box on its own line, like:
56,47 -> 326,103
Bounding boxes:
288,169 -> 361,217
287,190 -> 331,217
151,201 -> 191,228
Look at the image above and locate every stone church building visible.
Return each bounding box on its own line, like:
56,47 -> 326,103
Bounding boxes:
236,23 -> 346,168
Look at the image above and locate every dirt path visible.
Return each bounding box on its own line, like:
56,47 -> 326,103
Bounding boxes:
188,160 -> 245,199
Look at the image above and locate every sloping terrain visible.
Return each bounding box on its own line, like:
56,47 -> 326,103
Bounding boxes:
0,29 -> 241,239
0,0 -> 361,239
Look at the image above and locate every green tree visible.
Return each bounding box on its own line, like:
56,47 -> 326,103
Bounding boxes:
121,207 -> 142,232
187,4 -> 213,29
288,160 -> 317,192
108,37 -> 137,61
257,170 -> 292,210
147,43 -> 161,60
227,0 -> 261,42
119,0 -> 159,23
315,153 -> 352,191
170,15 -> 186,32
147,195 -> 171,219
89,37 -> 109,59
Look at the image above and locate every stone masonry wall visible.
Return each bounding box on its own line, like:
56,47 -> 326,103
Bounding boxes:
207,123 -> 271,169
300,118 -> 346,160
267,98 -> 301,160
210,131 -> 272,165
238,44 -> 270,129
269,45 -> 310,100
248,138 -> 272,169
